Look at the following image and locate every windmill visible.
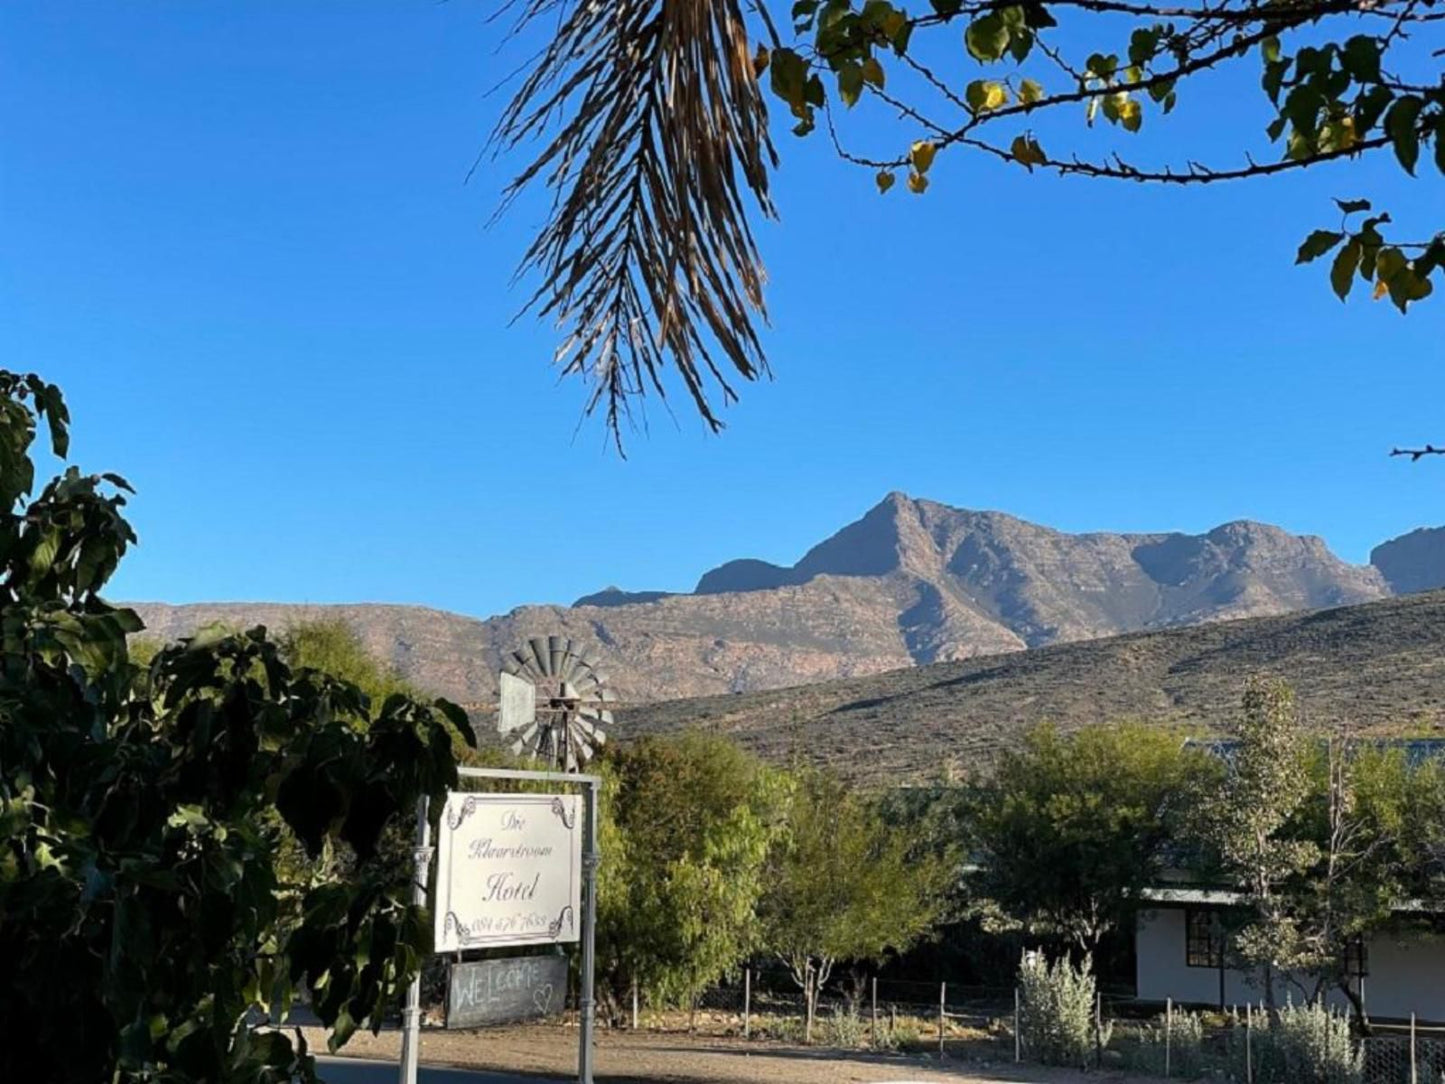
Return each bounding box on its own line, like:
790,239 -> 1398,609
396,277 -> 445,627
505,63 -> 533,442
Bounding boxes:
495,636 -> 614,772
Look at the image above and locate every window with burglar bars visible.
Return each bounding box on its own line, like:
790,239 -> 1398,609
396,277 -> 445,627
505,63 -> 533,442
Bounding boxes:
1185,908 -> 1224,968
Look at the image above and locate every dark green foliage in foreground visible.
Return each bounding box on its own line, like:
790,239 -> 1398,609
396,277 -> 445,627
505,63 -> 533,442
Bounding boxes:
0,372 -> 471,1082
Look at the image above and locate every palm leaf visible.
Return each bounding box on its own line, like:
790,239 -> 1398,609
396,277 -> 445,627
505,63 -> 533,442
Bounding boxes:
492,0 -> 777,443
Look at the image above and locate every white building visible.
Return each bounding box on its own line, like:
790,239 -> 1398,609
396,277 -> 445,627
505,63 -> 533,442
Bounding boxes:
1135,887 -> 1445,1023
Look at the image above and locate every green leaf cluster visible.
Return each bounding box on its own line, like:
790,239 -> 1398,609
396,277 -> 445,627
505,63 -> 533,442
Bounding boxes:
1296,199 -> 1443,312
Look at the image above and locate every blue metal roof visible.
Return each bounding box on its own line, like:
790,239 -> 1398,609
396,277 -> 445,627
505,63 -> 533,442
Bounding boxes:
1187,737 -> 1445,768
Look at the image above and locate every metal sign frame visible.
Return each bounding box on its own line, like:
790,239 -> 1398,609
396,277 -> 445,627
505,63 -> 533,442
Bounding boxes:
399,766 -> 601,1084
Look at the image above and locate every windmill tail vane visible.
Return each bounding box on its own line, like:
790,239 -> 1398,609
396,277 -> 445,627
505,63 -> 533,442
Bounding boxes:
494,635 -> 615,772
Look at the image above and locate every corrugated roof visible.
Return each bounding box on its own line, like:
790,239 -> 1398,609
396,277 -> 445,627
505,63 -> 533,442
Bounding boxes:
1141,885 -> 1445,913
1187,737 -> 1445,768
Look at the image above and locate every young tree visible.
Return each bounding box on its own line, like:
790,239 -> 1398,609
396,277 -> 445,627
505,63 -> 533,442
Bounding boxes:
492,0 -> 1443,437
0,372 -> 470,1082
599,733 -> 786,1021
1203,679 -> 1319,1012
970,722 -> 1212,957
762,768 -> 953,1039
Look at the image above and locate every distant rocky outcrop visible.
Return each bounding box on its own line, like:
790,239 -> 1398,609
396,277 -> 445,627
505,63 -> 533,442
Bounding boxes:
1371,528 -> 1445,595
131,493 -> 1432,712
572,586 -> 674,608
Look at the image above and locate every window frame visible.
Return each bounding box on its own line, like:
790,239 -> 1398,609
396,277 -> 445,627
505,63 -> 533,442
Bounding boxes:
1184,907 -> 1225,969
1343,935 -> 1368,979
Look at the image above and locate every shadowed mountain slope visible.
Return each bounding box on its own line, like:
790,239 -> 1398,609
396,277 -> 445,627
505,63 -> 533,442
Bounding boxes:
619,590 -> 1445,783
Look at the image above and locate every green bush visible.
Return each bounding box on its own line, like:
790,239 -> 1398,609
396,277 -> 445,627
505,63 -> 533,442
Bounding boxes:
822,1004 -> 866,1048
871,1014 -> 923,1051
761,1013 -> 807,1044
1016,950 -> 1110,1068
1229,1001 -> 1362,1084
1123,1005 -> 1210,1079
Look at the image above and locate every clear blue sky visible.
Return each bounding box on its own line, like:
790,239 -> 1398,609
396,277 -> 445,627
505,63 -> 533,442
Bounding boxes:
2,2 -> 1441,618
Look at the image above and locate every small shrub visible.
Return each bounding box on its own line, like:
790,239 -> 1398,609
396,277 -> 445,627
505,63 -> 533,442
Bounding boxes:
1228,1001 -> 1362,1084
1122,1006 -> 1210,1079
763,1013 -> 806,1044
822,1004 -> 866,1048
872,1015 -> 924,1051
1016,949 -> 1111,1068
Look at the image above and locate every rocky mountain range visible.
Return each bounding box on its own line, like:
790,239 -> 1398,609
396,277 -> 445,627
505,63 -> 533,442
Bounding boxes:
130,492 -> 1445,710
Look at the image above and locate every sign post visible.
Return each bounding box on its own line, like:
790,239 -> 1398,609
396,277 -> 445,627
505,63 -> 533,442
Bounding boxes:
399,767 -> 600,1084
398,797 -> 430,1084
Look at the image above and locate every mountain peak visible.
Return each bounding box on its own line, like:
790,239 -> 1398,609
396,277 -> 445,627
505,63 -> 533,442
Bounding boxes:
126,499 -> 1441,713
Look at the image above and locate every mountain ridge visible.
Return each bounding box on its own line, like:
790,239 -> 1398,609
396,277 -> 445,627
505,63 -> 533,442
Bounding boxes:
129,493 -> 1434,710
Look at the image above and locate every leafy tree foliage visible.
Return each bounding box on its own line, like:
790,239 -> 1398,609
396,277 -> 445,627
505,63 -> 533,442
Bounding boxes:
970,722 -> 1215,955
1260,739 -> 1445,1025
1200,679 -> 1320,1010
279,619 -> 417,707
497,0 -> 1443,435
598,733 -> 787,1014
761,767 -> 953,1033
278,618 -> 484,768
0,372 -> 470,1082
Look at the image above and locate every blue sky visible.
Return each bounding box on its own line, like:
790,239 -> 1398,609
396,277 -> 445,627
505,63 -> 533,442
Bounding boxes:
2,2 -> 1441,618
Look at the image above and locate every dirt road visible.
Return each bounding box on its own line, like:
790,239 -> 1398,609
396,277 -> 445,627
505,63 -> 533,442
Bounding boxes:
304,1025 -> 1167,1084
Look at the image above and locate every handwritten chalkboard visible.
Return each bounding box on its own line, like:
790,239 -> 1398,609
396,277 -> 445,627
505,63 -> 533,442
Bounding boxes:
446,955 -> 568,1029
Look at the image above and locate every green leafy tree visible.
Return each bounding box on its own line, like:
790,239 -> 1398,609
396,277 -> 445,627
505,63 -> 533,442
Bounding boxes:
762,768 -> 953,1039
1285,741 -> 1445,1027
0,372 -> 471,1082
1202,679 -> 1319,1012
279,619 -> 416,706
599,733 -> 786,1021
970,722 -> 1214,957
494,0 -> 1443,437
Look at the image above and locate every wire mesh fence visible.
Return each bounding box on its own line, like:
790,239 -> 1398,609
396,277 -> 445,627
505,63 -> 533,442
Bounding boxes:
624,970 -> 1445,1083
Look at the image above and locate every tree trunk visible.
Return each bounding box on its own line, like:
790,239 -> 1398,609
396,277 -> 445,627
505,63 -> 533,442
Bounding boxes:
1338,978 -> 1371,1036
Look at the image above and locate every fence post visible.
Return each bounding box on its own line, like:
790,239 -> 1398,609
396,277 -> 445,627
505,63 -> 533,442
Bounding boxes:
1094,991 -> 1103,1069
1245,1003 -> 1253,1084
1411,1012 -> 1418,1084
938,982 -> 946,1058
631,978 -> 639,1030
1165,997 -> 1172,1079
871,977 -> 878,1042
743,969 -> 751,1040
1014,986 -> 1022,1063
803,962 -> 813,1045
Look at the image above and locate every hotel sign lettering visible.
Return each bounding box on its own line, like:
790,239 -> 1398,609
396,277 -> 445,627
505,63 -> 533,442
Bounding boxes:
433,792 -> 582,952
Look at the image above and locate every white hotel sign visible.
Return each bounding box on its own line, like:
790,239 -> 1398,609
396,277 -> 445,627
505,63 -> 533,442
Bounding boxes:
433,792 -> 582,952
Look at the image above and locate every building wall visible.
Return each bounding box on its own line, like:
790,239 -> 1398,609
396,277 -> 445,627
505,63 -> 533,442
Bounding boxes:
1136,909 -> 1445,1023
1359,931 -> 1445,1022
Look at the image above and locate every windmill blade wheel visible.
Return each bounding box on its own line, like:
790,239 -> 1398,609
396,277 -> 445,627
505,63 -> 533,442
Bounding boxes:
495,635 -> 613,772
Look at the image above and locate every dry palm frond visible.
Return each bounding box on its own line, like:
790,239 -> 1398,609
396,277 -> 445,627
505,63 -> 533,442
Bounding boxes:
492,0 -> 777,444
